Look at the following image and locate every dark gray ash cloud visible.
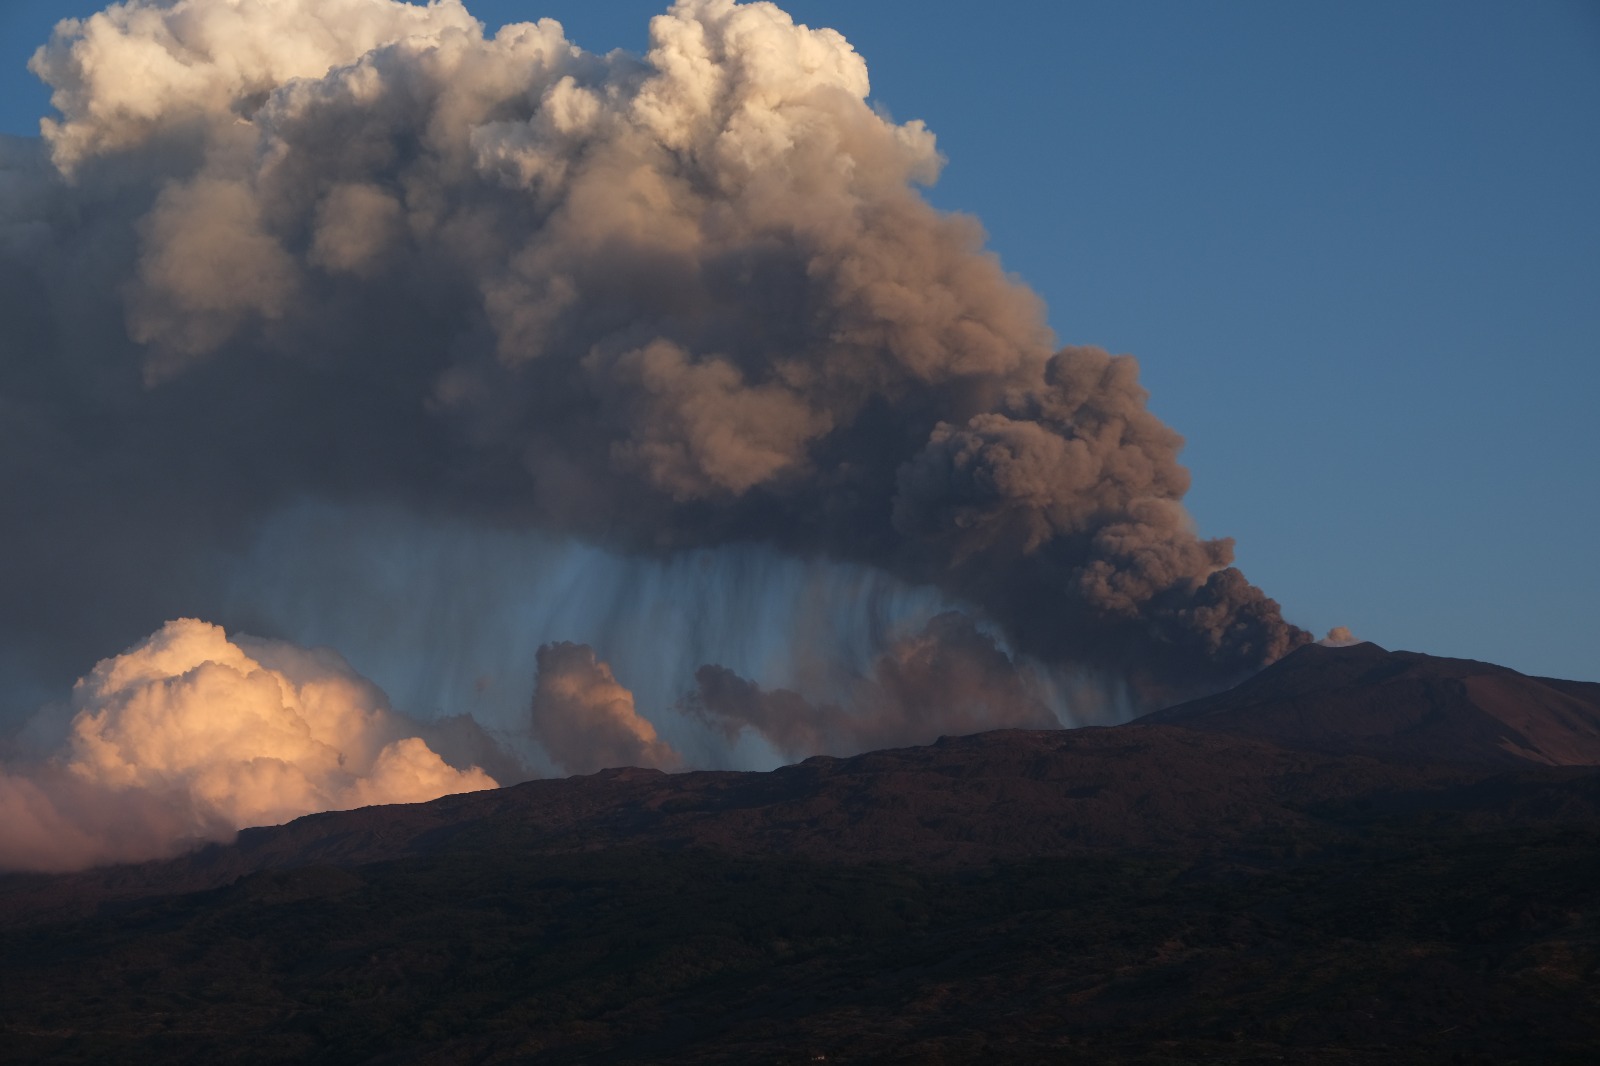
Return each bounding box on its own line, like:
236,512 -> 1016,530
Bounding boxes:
688,611 -> 1061,759
2,0 -> 1306,732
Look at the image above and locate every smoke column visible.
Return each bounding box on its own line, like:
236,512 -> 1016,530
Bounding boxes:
1,0 -> 1307,803
531,641 -> 681,775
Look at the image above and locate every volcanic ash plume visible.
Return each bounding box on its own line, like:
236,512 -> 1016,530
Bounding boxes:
689,612 -> 1060,760
531,642 -> 681,775
0,620 -> 497,873
3,0 -> 1305,723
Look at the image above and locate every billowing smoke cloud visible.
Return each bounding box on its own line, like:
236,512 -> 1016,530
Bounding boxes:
2,0 -> 1305,738
531,642 -> 680,774
1320,626 -> 1360,648
0,619 -> 497,873
688,611 -> 1060,759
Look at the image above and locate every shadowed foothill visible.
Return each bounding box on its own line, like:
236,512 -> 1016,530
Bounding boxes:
2,645 -> 1597,1063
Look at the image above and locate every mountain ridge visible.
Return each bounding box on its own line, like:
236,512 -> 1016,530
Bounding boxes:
1141,640 -> 1600,767
3,644 -> 1599,1063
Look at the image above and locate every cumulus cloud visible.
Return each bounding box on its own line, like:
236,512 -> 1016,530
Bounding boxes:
0,767 -> 224,875
531,642 -> 681,774
0,619 -> 498,873
2,0 -> 1305,728
688,611 -> 1060,759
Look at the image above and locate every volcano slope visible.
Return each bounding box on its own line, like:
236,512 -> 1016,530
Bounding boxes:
2,645 -> 1598,1065
1142,640 -> 1600,767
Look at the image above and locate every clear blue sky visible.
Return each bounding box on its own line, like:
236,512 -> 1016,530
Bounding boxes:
3,0 -> 1596,681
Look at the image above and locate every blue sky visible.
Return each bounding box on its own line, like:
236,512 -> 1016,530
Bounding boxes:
3,0 -> 1596,681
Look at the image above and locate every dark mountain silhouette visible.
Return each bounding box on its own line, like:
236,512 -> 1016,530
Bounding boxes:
3,648 -> 1599,1063
1142,641 -> 1600,766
